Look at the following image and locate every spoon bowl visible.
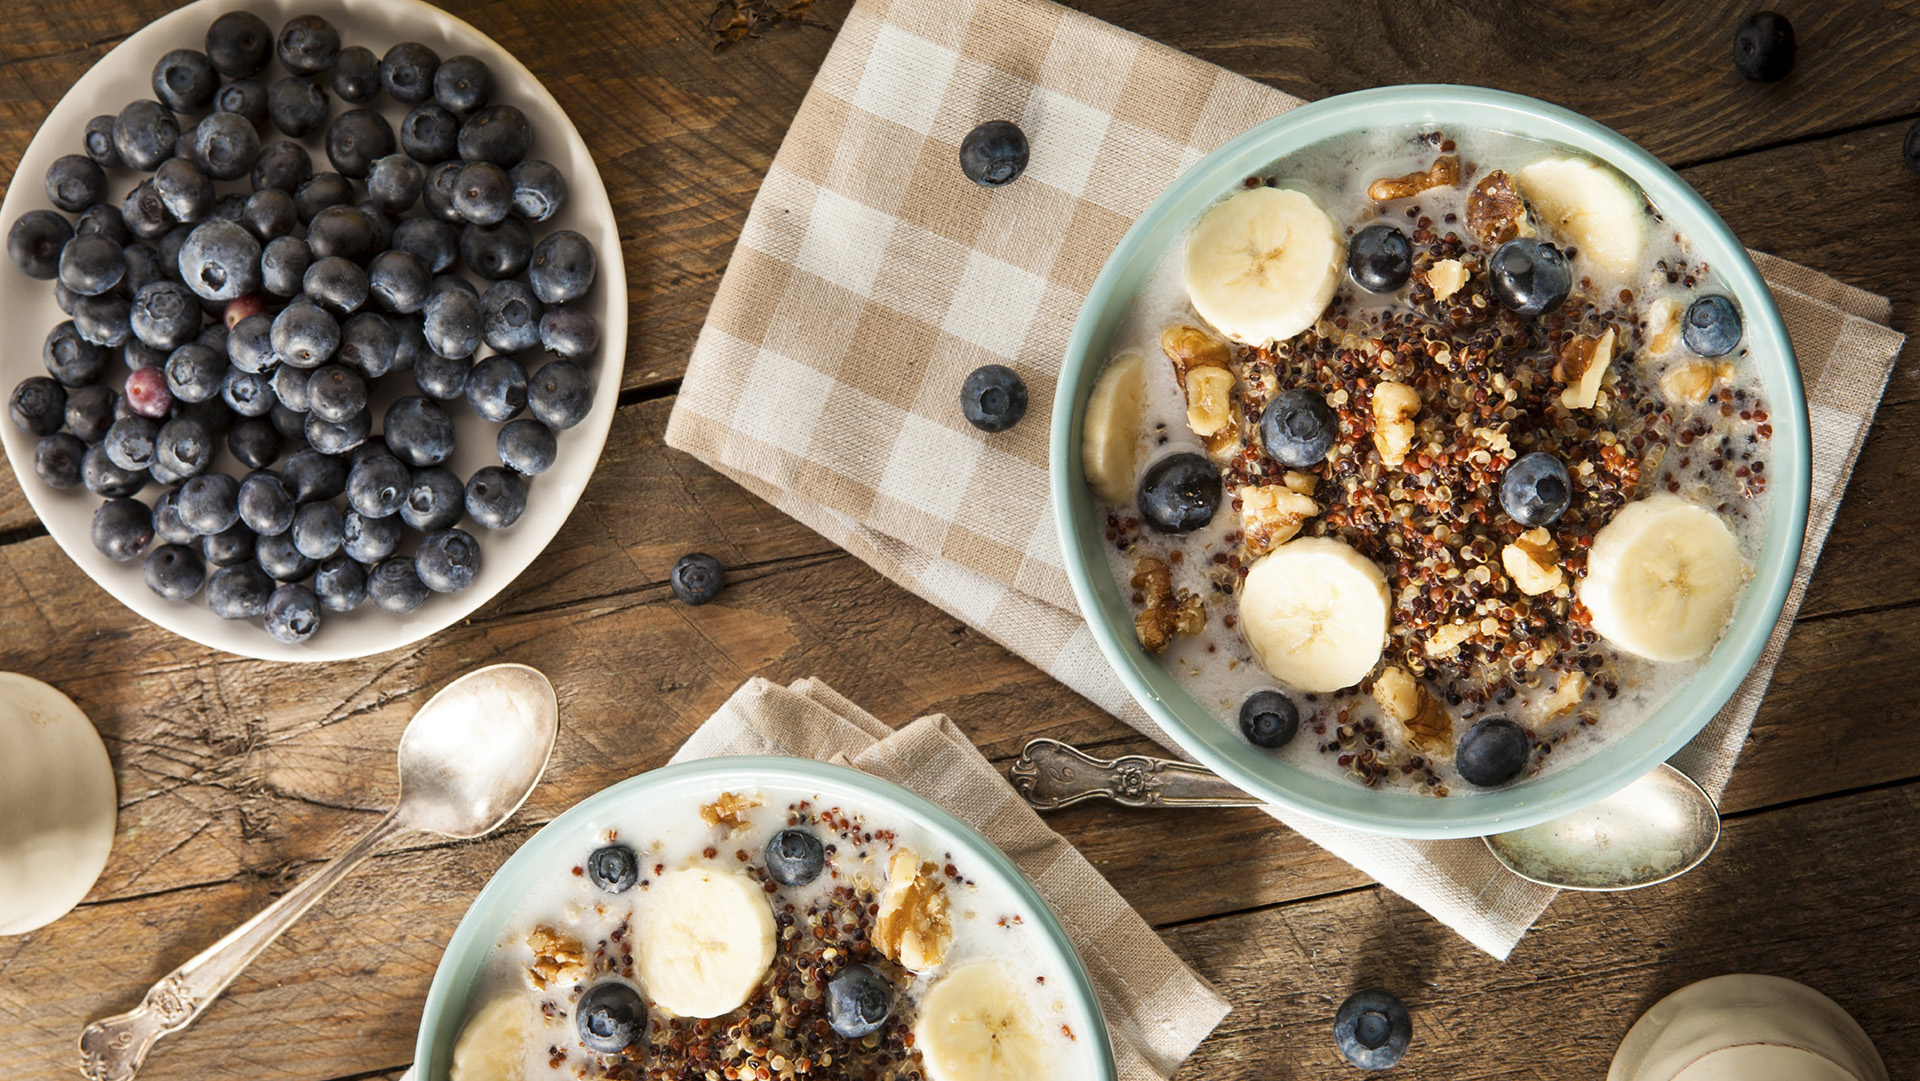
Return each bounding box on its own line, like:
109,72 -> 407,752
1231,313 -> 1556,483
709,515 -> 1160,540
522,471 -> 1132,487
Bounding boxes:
395,663 -> 560,838
1483,763 -> 1721,890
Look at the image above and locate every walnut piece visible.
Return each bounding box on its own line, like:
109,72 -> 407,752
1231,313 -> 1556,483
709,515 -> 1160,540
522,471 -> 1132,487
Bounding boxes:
1371,380 -> 1421,467
1161,325 -> 1239,449
1367,155 -> 1461,202
1502,527 -> 1565,596
1282,470 -> 1318,495
1554,327 -> 1616,410
1645,297 -> 1684,356
1543,670 -> 1589,718
527,925 -> 587,990
699,791 -> 763,831
1424,621 -> 1471,658
1660,359 -> 1735,405
1131,557 -> 1205,653
1161,324 -> 1231,379
1425,258 -> 1469,303
875,848 -> 952,974
1184,366 -> 1235,437
1372,666 -> 1452,752
1465,170 -> 1531,246
1240,484 -> 1319,556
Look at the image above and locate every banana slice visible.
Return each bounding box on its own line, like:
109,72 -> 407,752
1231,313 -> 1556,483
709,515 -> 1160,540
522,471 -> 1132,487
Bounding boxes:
915,962 -> 1051,1081
1082,351 -> 1147,504
1238,536 -> 1390,693
450,994 -> 540,1081
1183,186 -> 1345,347
1516,157 -> 1644,278
1577,494 -> 1750,662
634,867 -> 776,1018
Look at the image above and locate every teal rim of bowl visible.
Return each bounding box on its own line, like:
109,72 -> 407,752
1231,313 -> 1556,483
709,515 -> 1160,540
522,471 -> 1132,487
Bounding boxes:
413,756 -> 1119,1080
1051,84 -> 1811,839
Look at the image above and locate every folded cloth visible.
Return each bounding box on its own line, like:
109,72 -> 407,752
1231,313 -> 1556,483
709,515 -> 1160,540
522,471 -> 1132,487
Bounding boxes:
669,676 -> 1231,1081
666,0 -> 1907,957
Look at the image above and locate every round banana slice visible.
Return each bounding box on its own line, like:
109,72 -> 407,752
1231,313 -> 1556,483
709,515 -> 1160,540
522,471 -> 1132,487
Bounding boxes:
915,962 -> 1050,1081
450,993 -> 541,1081
1082,352 -> 1147,504
1183,186 -> 1345,347
1577,494 -> 1749,662
1516,157 -> 1644,278
635,867 -> 777,1018
1238,537 -> 1390,694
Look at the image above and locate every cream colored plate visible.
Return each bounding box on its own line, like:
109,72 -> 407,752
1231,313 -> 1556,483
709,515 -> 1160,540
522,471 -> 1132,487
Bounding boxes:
0,673 -> 116,935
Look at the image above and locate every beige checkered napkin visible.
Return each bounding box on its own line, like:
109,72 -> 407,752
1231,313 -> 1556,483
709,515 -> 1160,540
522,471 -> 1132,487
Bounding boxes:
666,0 -> 1908,958
670,676 -> 1231,1081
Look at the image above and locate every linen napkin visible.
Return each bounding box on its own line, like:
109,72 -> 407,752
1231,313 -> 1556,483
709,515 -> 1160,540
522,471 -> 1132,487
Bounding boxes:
668,676 -> 1230,1081
665,0 -> 1908,957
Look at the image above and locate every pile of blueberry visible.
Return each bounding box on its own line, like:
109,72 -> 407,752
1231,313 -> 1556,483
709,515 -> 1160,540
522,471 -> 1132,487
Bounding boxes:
4,12 -> 600,645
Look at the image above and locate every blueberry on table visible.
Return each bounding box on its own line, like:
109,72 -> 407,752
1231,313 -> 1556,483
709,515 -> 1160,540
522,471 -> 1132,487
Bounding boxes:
44,322 -> 108,388
764,828 -> 825,886
256,529 -> 316,582
44,155 -> 105,214
265,583 -> 322,644
1334,989 -> 1412,1070
457,104 -> 533,167
73,294 -> 133,348
58,234 -> 125,297
305,408 -> 371,455
343,511 -> 400,564
216,80 -> 270,129
104,415 -> 158,471
670,552 -> 725,605
575,981 -> 647,1054
92,498 -> 155,562
478,282 -> 541,354
34,433 -> 86,489
206,10 -> 272,78
221,367 -> 275,418
1259,387 -> 1337,468
1455,717 -> 1531,788
402,466 -> 466,532
348,455 -> 411,518
113,100 -> 179,172
416,528 -> 480,593
1138,453 -> 1221,534
272,300 -> 341,369
305,257 -> 370,316
179,221 -> 262,302
84,115 -> 122,167
1238,690 -> 1300,749
586,843 -> 639,893
959,364 -> 1027,433
239,471 -> 297,536
1488,238 -> 1571,317
959,120 -> 1029,188
498,418 -> 557,475
197,110 -> 264,182
10,210 -> 73,280
314,553 -> 368,612
423,288 -> 482,359
330,46 -> 381,104
325,109 -> 396,179
401,103 -> 461,165
1734,11 -> 1795,82
208,562 -> 274,619
529,359 -> 593,431
199,522 -> 256,568
538,305 -> 598,359
277,14 -> 340,75
464,466 -> 528,529
528,229 -> 596,304
268,77 -> 329,139
434,54 -> 492,112
826,964 -> 893,1039
1499,452 -> 1571,528
508,159 -> 566,222
369,556 -> 431,614
152,48 -> 217,112
253,140 -> 314,195
1347,224 -> 1413,293
178,472 -> 241,536
1681,295 -> 1743,357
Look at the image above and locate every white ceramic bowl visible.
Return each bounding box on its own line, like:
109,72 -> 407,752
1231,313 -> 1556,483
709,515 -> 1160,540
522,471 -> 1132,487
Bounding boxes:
0,0 -> 625,661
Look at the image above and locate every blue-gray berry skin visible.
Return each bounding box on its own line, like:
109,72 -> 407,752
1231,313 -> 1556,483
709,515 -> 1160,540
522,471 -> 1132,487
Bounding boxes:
154,416 -> 214,478
478,281 -> 541,354
73,294 -> 133,347
508,160 -> 565,222
670,553 -> 725,605
45,154 -> 106,214
457,104 -> 531,167
528,230 -> 596,304
177,472 -> 241,536
199,521 -> 257,568
84,115 -> 123,167
227,416 -> 280,470
305,407 -> 370,455
83,443 -> 147,498
267,76 -> 329,139
764,828 -> 824,886
154,157 -> 214,224
585,844 -> 638,893
260,235 -> 311,297
252,140 -> 314,194
272,300 -> 340,368
265,583 -> 322,644
207,10 -> 272,77
153,488 -> 196,545
1682,295 -> 1743,357
528,359 -> 592,431
325,108 -> 396,179
369,557 -> 430,613
573,982 -> 647,1055
144,544 -> 206,600
238,470 -> 297,536
1138,453 -> 1221,534
1455,718 -> 1531,788
104,415 -> 158,471
825,964 -> 893,1039
207,563 -> 274,619
44,322 -> 108,387
416,528 -> 481,593
132,281 -> 201,351
497,419 -> 556,475
66,384 -> 116,442
93,497 -> 155,562
400,103 -> 461,165
959,364 -> 1026,432
380,41 -> 440,104
10,210 -> 72,280
434,54 -> 492,112
453,161 -> 512,225
1348,224 -> 1413,292
369,250 -> 429,313
412,352 -> 471,401
291,501 -> 345,560
348,454 -> 410,518
113,100 -> 179,172
467,354 -> 528,422
276,14 -> 340,75
1488,238 -> 1570,316
303,256 -> 369,315
1334,990 -> 1412,1070
75,203 -> 130,245
216,79 -> 270,129
307,205 -> 375,260
423,160 -> 464,222
423,287 -> 482,359
121,243 -> 168,296
1238,690 -> 1300,749
222,367 -> 275,418
314,553 -> 369,612
256,529 -> 316,582
402,466 -> 466,531
1499,452 -> 1571,528
330,45 -> 380,104
179,220 -> 262,302
460,217 -> 532,280
337,311 -> 399,379
343,510 -> 400,564
464,466 -> 527,529
393,216 -> 458,273
194,111 -> 263,181
304,364 -> 367,426
366,154 -> 426,214
242,188 -> 297,242
34,433 -> 86,489
958,121 -> 1028,187
538,305 -> 598,359
59,234 -> 126,297
385,396 -> 456,466
284,448 -> 347,502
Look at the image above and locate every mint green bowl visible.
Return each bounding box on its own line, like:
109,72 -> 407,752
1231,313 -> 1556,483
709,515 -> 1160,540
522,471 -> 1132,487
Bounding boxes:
1051,85 -> 1810,839
412,756 -> 1117,1079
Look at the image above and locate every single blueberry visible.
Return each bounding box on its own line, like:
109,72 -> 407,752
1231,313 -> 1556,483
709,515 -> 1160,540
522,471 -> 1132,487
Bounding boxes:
253,140 -> 315,194
1348,224 -> 1413,293
764,828 -> 825,886
369,250 -> 430,315
214,79 -> 270,130
208,562 -> 275,619
959,364 -> 1026,432
277,15 -> 340,75
1734,11 -> 1795,82
348,454 -> 411,518
132,281 -> 202,351
9,210 -> 73,280
267,76 -> 330,138
343,510 -> 401,563
240,188 -> 298,244
402,466 -> 465,531
165,344 -> 226,404
464,466 -> 528,529
206,11 -> 273,78
313,553 -> 368,612
415,528 -> 479,593
369,556 -> 431,613
92,498 -> 155,561
260,235 -> 311,297
75,203 -> 130,246
338,311 -> 400,378
179,220 -> 262,302
306,408 -> 371,455
272,300 -> 341,368
59,234 -> 127,297
84,115 -> 123,168
586,844 -> 639,893
460,217 -> 533,280
113,100 -> 179,172
1334,990 -> 1413,1070
291,501 -> 345,560
325,108 -> 396,179
575,982 -> 647,1055
453,161 -> 512,225
1499,452 -> 1571,528
153,488 -> 196,545
155,417 -> 214,478
379,42 -> 440,104
1488,238 -> 1571,317
330,45 -> 381,104
413,352 -> 471,400
826,964 -> 894,1039
393,217 -> 458,273
304,256 -> 370,316
194,111 -> 263,181
434,54 -> 492,112
199,521 -> 257,567
423,287 -> 482,359
285,448 -> 348,502
1681,295 -> 1743,357
104,415 -> 158,471
1258,387 -> 1336,468
1456,717 -> 1531,788
537,305 -> 597,359
1238,690 -> 1300,749
457,104 -> 532,167
221,366 -> 275,417
670,552 -> 724,605
151,48 -> 217,112
385,396 -> 455,466
177,472 -> 241,535
959,120 -> 1029,187
1138,453 -> 1221,533
478,282 -> 541,354
467,354 -> 528,422
239,470 -> 297,535
43,322 -> 109,387
367,154 -> 427,216
34,433 -> 86,489
528,229 -> 596,305
66,384 -> 116,442
256,529 -> 316,582
45,154 -> 106,214
508,159 -> 566,222
265,583 -> 321,644
227,416 -> 280,470
83,442 -> 148,497
400,103 -> 461,165
73,293 -> 134,347
528,359 -> 592,431
498,418 -> 557,475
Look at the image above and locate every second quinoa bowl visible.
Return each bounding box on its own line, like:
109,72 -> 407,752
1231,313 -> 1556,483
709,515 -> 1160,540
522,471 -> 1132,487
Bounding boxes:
1052,85 -> 1810,838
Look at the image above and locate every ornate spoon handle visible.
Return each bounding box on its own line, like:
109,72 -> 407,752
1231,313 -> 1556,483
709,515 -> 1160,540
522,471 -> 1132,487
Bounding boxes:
1008,738 -> 1264,810
77,812 -> 409,1081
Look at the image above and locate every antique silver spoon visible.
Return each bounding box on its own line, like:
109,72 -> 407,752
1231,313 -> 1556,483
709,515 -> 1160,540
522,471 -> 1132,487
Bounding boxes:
1009,739 -> 1720,889
77,663 -> 560,1081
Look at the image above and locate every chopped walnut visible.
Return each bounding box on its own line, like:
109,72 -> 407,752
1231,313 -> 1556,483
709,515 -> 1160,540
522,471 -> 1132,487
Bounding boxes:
1367,155 -> 1461,201
1464,170 -> 1532,246
1372,666 -> 1452,753
875,848 -> 951,974
1471,426 -> 1512,455
1184,366 -> 1235,437
1502,527 -> 1565,596
1282,470 -> 1318,495
1543,670 -> 1589,718
1425,258 -> 1469,303
1555,327 -> 1616,410
1424,621 -> 1471,658
1659,359 -> 1735,405
1240,484 -> 1319,555
1371,381 -> 1421,467
1131,557 -> 1205,653
1161,324 -> 1231,378
1645,297 -> 1684,356
527,925 -> 587,990
1161,325 -> 1238,448
699,791 -> 763,831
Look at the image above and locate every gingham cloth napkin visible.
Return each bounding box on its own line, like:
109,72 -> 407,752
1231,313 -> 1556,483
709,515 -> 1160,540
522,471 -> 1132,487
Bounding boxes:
669,676 -> 1230,1081
665,0 -> 1908,957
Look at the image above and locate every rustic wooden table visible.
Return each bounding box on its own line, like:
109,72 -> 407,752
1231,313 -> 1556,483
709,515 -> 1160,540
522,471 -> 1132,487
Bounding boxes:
2,1 -> 1916,1078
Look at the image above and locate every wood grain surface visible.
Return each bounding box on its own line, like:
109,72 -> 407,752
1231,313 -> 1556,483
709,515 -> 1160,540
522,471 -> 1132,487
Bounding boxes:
0,1 -> 1915,1080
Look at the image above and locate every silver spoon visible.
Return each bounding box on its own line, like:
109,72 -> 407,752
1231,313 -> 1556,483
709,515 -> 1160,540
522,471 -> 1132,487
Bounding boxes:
77,663 -> 560,1081
1009,739 -> 1720,889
